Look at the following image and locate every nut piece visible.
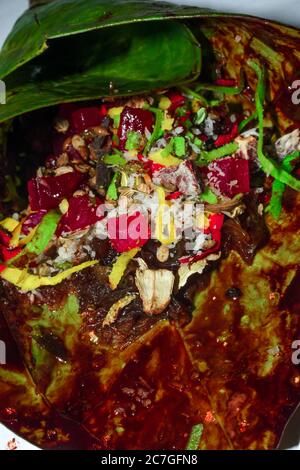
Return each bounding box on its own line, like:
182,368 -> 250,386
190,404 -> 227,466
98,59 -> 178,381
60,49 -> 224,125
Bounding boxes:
135,268 -> 175,315
72,135 -> 89,160
54,117 -> 70,134
156,245 -> 169,263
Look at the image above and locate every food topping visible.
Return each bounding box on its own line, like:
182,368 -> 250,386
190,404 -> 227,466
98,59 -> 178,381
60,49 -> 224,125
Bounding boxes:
1,72 -> 300,319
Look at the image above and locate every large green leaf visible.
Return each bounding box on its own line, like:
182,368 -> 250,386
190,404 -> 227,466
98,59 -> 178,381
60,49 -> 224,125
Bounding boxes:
0,0 -> 225,80
0,20 -> 200,123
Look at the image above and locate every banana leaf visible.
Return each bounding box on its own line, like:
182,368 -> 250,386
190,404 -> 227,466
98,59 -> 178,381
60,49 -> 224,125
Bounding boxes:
0,21 -> 201,123
1,0 -> 300,451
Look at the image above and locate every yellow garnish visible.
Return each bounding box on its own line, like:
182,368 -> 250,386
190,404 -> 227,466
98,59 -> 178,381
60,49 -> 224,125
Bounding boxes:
159,96 -> 172,110
155,187 -> 177,245
108,106 -> 124,125
19,226 -> 38,246
9,223 -> 22,248
0,260 -> 98,292
0,218 -> 20,232
103,294 -> 137,327
195,211 -> 210,230
120,171 -> 128,187
149,150 -> 181,167
191,99 -> 201,113
109,248 -> 140,290
161,112 -> 174,131
59,198 -> 69,215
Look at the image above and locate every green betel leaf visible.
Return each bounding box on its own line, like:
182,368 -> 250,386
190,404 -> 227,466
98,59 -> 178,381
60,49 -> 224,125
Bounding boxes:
0,0 -> 223,80
0,20 -> 201,123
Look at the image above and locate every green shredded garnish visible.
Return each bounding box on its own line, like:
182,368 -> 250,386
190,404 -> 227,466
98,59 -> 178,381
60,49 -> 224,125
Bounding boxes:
106,173 -> 119,200
125,131 -> 141,151
201,187 -> 218,204
197,142 -> 238,165
194,107 -> 207,125
143,106 -> 164,154
181,86 -> 208,107
186,424 -> 204,450
249,60 -> 300,192
27,211 -> 61,255
112,113 -> 121,129
195,73 -> 245,96
173,136 -> 186,157
161,140 -> 174,158
8,210 -> 61,266
103,154 -> 126,166
266,151 -> 300,219
238,112 -> 258,133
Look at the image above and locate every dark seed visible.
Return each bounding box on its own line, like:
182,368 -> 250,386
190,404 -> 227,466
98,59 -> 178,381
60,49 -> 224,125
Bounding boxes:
225,287 -> 242,299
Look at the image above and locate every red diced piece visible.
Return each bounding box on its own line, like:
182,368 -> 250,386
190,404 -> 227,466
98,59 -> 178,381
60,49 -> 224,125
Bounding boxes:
108,212 -> 149,253
0,264 -> 6,273
28,171 -> 85,211
209,213 -> 224,233
165,191 -> 183,200
99,104 -> 108,118
0,246 -> 22,262
71,107 -> 102,133
118,107 -> 154,151
167,91 -> 185,112
56,195 -> 103,236
21,210 -> 47,235
214,78 -> 237,87
214,122 -> 238,148
207,157 -> 250,198
0,230 -> 11,247
180,214 -> 224,264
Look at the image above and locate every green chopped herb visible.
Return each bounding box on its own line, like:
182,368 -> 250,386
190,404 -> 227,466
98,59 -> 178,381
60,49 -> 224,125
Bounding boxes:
26,211 -> 61,255
186,424 -> 204,450
193,137 -> 203,148
196,142 -> 238,165
201,187 -> 218,204
106,173 -> 119,200
173,136 -> 186,157
185,119 -> 193,129
176,106 -> 188,117
266,150 -> 300,219
194,107 -> 207,125
103,154 -> 126,166
112,113 -> 121,129
125,131 -> 141,151
249,60 -> 300,192
54,261 -> 73,270
143,105 -> 164,154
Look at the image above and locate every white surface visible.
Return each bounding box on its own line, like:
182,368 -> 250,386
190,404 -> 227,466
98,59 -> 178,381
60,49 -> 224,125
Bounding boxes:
0,0 -> 300,452
1,0 -> 300,49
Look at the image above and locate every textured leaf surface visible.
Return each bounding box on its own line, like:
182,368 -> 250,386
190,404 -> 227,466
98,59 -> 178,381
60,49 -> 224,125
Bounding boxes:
0,0 -> 222,80
0,21 -> 200,123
